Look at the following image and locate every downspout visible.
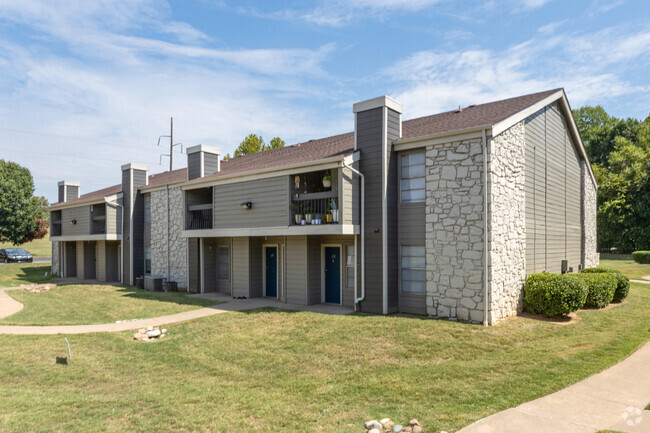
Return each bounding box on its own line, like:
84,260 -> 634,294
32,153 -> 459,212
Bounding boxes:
482,128 -> 489,326
344,160 -> 365,311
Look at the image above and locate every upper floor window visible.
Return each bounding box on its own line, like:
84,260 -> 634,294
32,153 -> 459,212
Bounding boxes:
401,151 -> 425,202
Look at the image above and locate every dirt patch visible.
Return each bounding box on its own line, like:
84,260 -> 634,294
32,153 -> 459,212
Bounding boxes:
519,311 -> 581,326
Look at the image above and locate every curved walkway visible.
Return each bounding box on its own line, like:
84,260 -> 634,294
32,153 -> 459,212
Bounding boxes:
458,340 -> 650,433
0,288 -> 351,335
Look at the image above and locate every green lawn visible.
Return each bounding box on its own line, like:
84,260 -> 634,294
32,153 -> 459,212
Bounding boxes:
0,261 -> 648,432
0,263 -> 53,288
0,285 -> 217,325
600,254 -> 650,280
0,237 -> 51,257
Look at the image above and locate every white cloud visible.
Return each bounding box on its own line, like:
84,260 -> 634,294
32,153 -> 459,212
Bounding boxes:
385,25 -> 650,119
0,0 -> 344,202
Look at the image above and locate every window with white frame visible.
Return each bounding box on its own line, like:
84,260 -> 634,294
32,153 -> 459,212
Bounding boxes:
218,246 -> 230,280
400,151 -> 425,202
346,245 -> 355,290
401,246 -> 425,293
144,247 -> 151,275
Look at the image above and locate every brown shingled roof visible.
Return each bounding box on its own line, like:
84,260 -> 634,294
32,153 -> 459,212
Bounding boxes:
52,89 -> 562,201
50,184 -> 122,209
401,88 -> 561,139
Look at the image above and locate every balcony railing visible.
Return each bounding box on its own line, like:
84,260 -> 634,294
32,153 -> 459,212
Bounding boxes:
186,205 -> 213,230
290,192 -> 339,226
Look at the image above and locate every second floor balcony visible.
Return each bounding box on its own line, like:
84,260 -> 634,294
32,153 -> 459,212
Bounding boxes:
186,205 -> 213,230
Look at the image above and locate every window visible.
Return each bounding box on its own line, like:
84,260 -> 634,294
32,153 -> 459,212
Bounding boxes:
218,246 -> 230,280
401,151 -> 425,202
401,246 -> 425,293
346,245 -> 355,289
144,247 -> 151,275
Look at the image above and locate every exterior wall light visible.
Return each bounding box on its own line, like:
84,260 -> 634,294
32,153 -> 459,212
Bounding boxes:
70,219 -> 77,225
240,201 -> 252,210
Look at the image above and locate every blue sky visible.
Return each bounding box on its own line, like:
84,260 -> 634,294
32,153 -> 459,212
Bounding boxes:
1,0 -> 649,202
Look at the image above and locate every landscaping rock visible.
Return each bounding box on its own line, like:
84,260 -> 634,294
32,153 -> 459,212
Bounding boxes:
409,419 -> 420,427
412,426 -> 422,433
132,326 -> 167,341
21,283 -> 55,293
368,429 -> 381,433
365,420 -> 381,430
392,425 -> 403,432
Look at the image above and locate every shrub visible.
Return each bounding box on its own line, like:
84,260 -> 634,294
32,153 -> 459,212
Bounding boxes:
523,273 -> 588,317
632,251 -> 650,264
581,267 -> 630,302
569,273 -> 617,308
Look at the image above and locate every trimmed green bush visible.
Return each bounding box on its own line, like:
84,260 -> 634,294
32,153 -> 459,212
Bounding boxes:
523,273 -> 588,317
581,267 -> 630,302
632,251 -> 650,264
569,273 -> 617,308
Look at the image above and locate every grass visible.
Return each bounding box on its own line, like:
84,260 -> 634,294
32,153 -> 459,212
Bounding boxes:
0,263 -> 53,288
0,285 -> 217,325
0,237 -> 51,257
599,253 -> 650,280
0,261 -> 648,432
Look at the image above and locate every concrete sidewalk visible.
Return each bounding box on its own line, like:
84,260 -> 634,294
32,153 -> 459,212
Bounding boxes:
457,341 -> 650,433
0,288 -> 352,335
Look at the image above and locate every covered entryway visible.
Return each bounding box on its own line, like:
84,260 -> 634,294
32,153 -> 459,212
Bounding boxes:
324,246 -> 341,304
264,245 -> 278,298
64,242 -> 77,278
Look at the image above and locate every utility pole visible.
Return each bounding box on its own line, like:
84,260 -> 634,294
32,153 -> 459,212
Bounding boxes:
169,117 -> 173,172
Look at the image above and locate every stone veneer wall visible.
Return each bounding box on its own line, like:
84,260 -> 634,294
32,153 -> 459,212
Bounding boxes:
425,138 -> 486,324
150,186 -> 188,289
487,122 -> 527,323
51,241 -> 60,276
583,164 -> 599,268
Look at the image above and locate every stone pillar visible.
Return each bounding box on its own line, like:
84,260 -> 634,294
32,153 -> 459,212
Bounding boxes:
151,186 -> 188,289
425,138 -> 486,323
51,241 -> 60,276
582,162 -> 599,268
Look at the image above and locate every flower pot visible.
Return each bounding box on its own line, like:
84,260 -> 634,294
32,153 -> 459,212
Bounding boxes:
332,209 -> 339,222
322,179 -> 332,188
326,214 -> 333,223
306,214 -> 313,224
294,214 -> 302,225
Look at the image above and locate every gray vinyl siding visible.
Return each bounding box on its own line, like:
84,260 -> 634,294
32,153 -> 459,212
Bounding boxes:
188,238 -> 200,292
58,185 -> 65,203
398,149 -> 426,314
213,177 -> 288,229
232,237 -> 250,298
217,238 -> 233,295
307,236 -> 321,304
105,241 -> 120,282
205,153 -> 219,176
106,203 -> 121,235
386,108 -> 400,313
76,241 -> 84,279
66,185 -> 79,201
132,170 -> 147,280
286,236 -> 308,305
525,103 -> 584,274
356,107 -> 384,314
61,206 -> 90,236
65,242 -> 77,277
249,238 -> 263,298
341,164 -> 359,225
187,153 -> 202,180
203,238 -> 217,292
122,169 -> 131,284
96,241 -> 106,281
83,241 -> 96,279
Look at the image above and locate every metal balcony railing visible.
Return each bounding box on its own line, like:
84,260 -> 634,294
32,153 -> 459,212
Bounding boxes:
186,207 -> 213,230
290,193 -> 339,226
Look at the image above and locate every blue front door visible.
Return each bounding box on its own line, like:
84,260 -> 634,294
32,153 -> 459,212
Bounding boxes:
265,247 -> 277,297
325,247 -> 341,304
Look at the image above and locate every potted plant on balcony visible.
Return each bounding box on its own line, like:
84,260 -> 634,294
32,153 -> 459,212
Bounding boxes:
290,203 -> 303,225
322,174 -> 332,189
305,207 -> 313,224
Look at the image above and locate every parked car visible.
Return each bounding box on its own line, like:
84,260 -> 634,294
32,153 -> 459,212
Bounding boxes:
0,248 -> 33,263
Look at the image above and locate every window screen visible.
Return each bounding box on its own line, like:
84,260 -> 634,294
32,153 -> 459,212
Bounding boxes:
401,151 -> 426,202
401,246 -> 425,293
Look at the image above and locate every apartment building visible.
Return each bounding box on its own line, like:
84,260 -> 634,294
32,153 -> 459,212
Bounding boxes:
50,88 -> 598,324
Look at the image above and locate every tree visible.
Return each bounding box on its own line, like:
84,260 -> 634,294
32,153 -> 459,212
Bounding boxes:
574,107 -> 650,252
0,160 -> 49,245
233,134 -> 285,157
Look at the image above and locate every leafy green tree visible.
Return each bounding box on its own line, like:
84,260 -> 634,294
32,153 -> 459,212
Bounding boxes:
233,134 -> 285,157
574,107 -> 650,252
0,160 -> 48,244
